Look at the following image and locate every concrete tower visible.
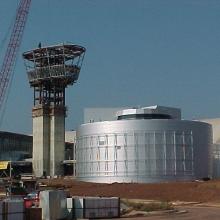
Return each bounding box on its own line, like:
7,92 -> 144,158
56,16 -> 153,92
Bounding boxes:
23,43 -> 86,177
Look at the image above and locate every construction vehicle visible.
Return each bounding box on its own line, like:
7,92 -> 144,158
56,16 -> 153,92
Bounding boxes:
0,0 -> 31,119
0,1 -> 33,194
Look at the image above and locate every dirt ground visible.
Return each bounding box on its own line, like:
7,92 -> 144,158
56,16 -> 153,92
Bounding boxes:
116,206 -> 220,220
42,178 -> 220,203
40,179 -> 220,219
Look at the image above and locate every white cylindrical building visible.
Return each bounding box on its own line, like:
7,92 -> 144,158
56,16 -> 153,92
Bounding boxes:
76,106 -> 212,183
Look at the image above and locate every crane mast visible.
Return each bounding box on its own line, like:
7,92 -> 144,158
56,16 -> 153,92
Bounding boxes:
0,0 -> 31,111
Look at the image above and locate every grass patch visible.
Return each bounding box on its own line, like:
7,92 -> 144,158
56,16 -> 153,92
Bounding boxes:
122,200 -> 173,212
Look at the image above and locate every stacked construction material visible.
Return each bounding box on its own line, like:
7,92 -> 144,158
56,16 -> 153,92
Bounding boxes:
67,196 -> 120,219
40,190 -> 68,220
25,207 -> 42,220
0,198 -> 24,220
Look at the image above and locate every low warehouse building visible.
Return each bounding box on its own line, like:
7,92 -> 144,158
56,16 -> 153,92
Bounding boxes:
76,106 -> 212,183
0,131 -> 32,161
0,131 -> 76,176
0,131 -> 32,176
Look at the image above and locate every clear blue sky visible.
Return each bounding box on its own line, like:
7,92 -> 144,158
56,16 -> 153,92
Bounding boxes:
0,0 -> 220,134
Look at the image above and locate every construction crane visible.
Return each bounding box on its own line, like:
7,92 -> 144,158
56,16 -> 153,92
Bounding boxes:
0,0 -> 31,118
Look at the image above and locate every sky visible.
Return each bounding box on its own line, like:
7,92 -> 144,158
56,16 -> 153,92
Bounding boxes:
0,0 -> 220,134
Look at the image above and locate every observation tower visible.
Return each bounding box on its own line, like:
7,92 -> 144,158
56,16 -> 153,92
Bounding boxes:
23,43 -> 86,177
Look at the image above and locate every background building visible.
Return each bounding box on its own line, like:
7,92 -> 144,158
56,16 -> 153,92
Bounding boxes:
63,131 -> 76,176
199,118 -> 220,179
0,130 -> 76,177
76,106 -> 212,183
0,131 -> 32,176
0,131 -> 32,161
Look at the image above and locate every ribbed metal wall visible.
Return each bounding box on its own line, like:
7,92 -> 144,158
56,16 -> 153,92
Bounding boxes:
76,120 -> 212,183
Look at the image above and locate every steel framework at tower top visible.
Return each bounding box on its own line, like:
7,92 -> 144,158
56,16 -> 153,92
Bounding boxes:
23,43 -> 86,107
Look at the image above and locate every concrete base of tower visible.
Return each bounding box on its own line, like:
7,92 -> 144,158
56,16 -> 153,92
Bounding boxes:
50,108 -> 65,177
32,106 -> 50,177
32,105 -> 65,177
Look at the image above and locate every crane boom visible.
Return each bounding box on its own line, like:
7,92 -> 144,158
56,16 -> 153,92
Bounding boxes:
0,0 -> 31,111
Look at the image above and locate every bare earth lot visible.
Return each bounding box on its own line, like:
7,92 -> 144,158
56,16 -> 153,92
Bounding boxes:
117,206 -> 220,220
43,178 -> 220,202
42,178 -> 220,219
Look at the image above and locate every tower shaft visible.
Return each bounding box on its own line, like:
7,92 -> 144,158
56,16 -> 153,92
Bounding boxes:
23,44 -> 86,177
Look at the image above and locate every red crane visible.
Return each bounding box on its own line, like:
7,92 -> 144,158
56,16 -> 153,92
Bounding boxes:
0,0 -> 31,113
